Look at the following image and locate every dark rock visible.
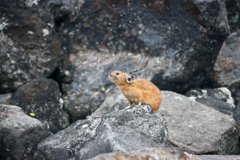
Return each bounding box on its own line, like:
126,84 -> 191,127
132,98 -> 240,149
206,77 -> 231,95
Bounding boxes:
0,0 -> 64,93
225,0 -> 240,32
233,102 -> 240,133
92,90 -> 239,154
212,30 -> 240,104
7,78 -> 69,133
54,0 -> 229,121
0,105 -> 52,160
35,105 -> 168,160
185,87 -> 235,115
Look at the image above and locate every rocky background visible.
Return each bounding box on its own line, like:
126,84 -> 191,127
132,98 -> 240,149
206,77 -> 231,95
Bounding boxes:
0,0 -> 240,159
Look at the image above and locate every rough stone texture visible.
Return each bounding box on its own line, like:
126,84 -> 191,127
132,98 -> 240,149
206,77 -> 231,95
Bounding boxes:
196,155 -> 240,160
90,148 -> 240,160
161,91 -> 239,154
55,0 -> 229,121
0,105 -> 52,160
7,78 -> 69,133
185,87 -> 235,115
35,106 -> 168,160
225,0 -> 240,32
0,93 -> 12,104
92,90 -> 239,154
212,30 -> 240,101
90,147 -> 201,160
233,101 -> 240,133
212,30 -> 240,133
0,0 -> 64,93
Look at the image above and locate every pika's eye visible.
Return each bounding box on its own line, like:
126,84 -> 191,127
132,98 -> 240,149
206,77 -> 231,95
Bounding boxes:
116,72 -> 119,75
128,78 -> 131,81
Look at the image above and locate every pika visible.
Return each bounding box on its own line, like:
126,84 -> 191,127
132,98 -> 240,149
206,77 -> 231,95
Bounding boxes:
109,70 -> 162,111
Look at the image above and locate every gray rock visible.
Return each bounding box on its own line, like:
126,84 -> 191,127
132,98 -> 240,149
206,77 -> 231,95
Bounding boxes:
0,105 -> 52,160
233,102 -> 240,133
161,91 -> 239,154
90,147 -> 240,160
92,90 -> 239,154
0,93 -> 12,104
185,87 -> 235,115
55,0 -> 229,121
196,155 -> 240,160
212,30 -> 240,103
89,147 -> 201,160
35,105 -> 168,160
7,78 -> 69,133
0,0 -> 64,93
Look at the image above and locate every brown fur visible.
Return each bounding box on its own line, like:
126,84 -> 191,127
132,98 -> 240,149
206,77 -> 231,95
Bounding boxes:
109,70 -> 162,111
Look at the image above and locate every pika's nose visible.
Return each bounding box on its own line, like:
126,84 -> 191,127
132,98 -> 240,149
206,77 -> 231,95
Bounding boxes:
108,73 -> 111,76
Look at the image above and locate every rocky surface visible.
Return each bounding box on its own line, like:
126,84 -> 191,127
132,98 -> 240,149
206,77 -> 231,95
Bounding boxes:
35,105 -> 168,160
0,0 -> 64,93
92,90 -> 239,154
0,93 -> 12,104
7,78 -> 69,133
196,155 -> 240,160
89,147 -> 200,160
0,105 -> 52,160
90,147 -> 240,160
212,30 -> 240,101
212,30 -> 240,134
185,87 -> 235,115
55,0 -> 230,121
234,102 -> 240,133
225,0 -> 240,32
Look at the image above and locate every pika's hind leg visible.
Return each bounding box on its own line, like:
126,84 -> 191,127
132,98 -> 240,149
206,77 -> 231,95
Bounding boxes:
136,102 -> 142,107
125,101 -> 133,109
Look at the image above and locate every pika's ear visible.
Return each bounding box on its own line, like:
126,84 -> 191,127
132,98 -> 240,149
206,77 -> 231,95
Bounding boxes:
126,75 -> 135,83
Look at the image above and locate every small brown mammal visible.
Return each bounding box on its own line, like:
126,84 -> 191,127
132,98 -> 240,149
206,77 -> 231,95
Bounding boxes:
109,70 -> 162,111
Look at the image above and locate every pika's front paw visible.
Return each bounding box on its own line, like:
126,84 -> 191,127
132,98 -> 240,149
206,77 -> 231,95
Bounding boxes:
125,105 -> 131,109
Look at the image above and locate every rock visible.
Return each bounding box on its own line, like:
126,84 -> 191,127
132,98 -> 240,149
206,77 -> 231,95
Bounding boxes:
0,0 -> 64,93
90,147 -> 240,160
233,102 -> 240,133
0,93 -> 12,104
212,30 -> 240,104
161,91 -> 239,154
7,78 -> 69,133
92,90 -> 239,154
55,0 -> 229,121
89,147 -> 201,160
185,87 -> 235,115
196,155 -> 240,160
0,105 -> 52,160
35,105 -> 168,160
225,0 -> 240,32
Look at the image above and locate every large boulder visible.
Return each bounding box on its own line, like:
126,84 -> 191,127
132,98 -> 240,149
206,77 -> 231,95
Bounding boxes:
0,0 -> 64,93
93,90 -> 239,154
53,0 -> 229,121
0,105 -> 52,160
7,78 -> 69,133
35,105 -> 168,160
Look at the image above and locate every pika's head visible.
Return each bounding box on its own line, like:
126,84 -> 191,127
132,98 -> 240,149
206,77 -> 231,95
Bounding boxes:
109,70 -> 135,85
